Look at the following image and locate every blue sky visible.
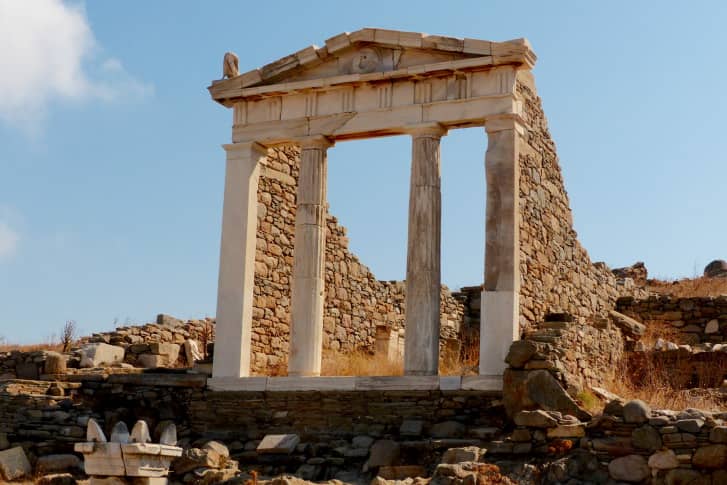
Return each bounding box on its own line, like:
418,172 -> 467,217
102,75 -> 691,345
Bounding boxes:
1,1 -> 726,343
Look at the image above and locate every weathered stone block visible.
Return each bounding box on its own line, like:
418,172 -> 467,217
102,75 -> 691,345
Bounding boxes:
80,343 -> 125,368
0,446 -> 31,480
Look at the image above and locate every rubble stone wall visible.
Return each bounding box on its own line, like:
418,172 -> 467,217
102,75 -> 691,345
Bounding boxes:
515,71 -> 623,332
617,295 -> 727,344
251,146 -> 465,371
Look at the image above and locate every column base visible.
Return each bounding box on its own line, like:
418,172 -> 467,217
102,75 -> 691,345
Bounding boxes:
479,290 -> 519,376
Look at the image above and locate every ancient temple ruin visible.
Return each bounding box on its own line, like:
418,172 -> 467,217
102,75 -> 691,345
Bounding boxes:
206,28 -> 622,389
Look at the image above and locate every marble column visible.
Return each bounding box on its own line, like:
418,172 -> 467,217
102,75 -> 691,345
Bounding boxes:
480,116 -> 523,376
289,136 -> 333,377
404,124 -> 446,376
212,142 -> 268,378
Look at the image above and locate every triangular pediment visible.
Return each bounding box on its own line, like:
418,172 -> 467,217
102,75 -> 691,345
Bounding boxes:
210,28 -> 535,105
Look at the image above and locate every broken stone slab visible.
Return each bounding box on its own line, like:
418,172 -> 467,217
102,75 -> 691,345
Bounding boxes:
80,343 -> 125,368
503,369 -> 591,421
609,311 -> 646,338
0,446 -> 32,481
257,434 -> 300,454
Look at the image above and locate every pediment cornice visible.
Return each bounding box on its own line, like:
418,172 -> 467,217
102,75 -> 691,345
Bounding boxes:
209,28 -> 535,106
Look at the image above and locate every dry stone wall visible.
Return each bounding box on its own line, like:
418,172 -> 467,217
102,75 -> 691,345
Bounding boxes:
515,71 -> 625,332
617,295 -> 727,344
251,146 -> 465,372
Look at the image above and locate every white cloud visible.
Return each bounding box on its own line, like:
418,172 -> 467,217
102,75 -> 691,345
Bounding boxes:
0,222 -> 19,261
0,0 -> 153,131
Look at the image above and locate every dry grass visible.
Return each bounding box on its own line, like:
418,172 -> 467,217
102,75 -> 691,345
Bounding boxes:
648,276 -> 727,297
265,343 -> 480,377
605,352 -> 726,411
640,319 -> 684,346
0,340 -> 62,353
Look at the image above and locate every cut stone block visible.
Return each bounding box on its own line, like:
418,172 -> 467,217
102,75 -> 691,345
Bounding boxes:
256,434 -> 300,454
80,343 -> 125,368
35,454 -> 82,473
0,446 -> 31,480
149,343 -> 180,363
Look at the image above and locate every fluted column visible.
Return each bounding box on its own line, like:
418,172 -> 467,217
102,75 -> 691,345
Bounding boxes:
404,124 -> 446,376
289,136 -> 333,377
212,142 -> 268,378
480,116 -> 524,376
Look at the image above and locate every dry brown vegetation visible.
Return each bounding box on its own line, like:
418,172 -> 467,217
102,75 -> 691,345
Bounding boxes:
647,276 -> 727,297
604,350 -> 726,411
265,343 -> 480,377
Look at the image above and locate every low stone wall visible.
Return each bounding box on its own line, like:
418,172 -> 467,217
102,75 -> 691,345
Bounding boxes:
0,350 -> 51,380
617,295 -> 727,344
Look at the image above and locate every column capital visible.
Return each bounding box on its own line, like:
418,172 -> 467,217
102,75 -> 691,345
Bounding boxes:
484,115 -> 526,135
405,123 -> 448,139
297,135 -> 334,150
222,141 -> 268,158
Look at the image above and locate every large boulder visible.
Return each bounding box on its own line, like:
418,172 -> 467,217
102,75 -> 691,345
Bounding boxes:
704,260 -> 727,278
503,369 -> 591,421
79,343 -> 125,368
0,446 -> 31,481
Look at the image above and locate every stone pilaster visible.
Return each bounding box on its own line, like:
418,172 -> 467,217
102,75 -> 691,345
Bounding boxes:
404,124 -> 446,376
213,142 -> 268,378
480,116 -> 524,376
289,136 -> 333,377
